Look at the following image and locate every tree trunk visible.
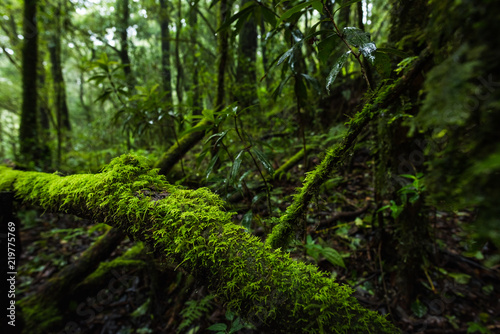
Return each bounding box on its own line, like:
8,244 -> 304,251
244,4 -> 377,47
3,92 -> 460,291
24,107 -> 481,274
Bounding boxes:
159,0 -> 173,104
117,0 -> 136,90
189,2 -> 201,115
19,0 -> 39,166
48,3 -> 71,166
234,0 -> 257,109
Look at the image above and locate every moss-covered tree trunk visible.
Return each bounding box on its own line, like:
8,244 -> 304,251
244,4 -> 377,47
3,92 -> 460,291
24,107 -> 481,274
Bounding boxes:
0,155 -> 397,333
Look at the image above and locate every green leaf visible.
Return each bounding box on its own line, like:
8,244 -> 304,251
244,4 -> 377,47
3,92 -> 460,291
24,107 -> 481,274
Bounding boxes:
229,318 -> 244,333
317,35 -> 338,63
301,73 -> 321,94
326,51 -> 350,93
87,74 -> 107,83
277,43 -> 301,66
449,272 -> 471,285
260,6 -> 278,26
217,4 -> 256,32
467,322 -> 489,334
205,153 -> 219,181
202,109 -> 215,122
225,310 -> 235,321
411,299 -> 428,318
278,1 -> 321,24
94,89 -> 113,104
373,51 -> 392,77
310,1 -> 323,13
333,0 -> 362,14
322,247 -> 346,268
231,150 -> 245,182
376,47 -> 409,59
207,323 -> 228,331
342,27 -> 376,63
251,148 -> 274,176
242,210 -> 253,230
180,123 -> 212,137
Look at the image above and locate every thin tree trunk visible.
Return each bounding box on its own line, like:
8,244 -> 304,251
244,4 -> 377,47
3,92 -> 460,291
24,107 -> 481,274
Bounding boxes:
19,0 -> 39,166
189,2 -> 201,115
118,0 -> 135,90
234,0 -> 257,109
159,0 -> 173,104
175,0 -> 184,107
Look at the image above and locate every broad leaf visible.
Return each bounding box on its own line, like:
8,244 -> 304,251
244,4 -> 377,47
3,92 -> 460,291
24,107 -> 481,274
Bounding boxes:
326,51 -> 350,93
317,35 -> 338,63
322,247 -> 346,268
342,27 -> 376,63
260,6 -> 278,26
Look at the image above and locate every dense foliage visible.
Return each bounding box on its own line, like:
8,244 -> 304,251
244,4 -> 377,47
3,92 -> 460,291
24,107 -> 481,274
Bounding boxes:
0,0 -> 499,333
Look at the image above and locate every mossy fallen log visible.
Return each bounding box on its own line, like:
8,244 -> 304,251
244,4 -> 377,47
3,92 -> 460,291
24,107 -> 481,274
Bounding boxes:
0,155 -> 397,333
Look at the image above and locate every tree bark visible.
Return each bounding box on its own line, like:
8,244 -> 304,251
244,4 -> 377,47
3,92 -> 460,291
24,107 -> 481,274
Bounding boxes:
159,0 -> 173,104
19,0 -> 39,165
234,0 -> 257,109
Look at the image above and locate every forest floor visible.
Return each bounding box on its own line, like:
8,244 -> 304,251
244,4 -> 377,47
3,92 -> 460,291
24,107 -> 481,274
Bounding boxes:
15,155 -> 500,334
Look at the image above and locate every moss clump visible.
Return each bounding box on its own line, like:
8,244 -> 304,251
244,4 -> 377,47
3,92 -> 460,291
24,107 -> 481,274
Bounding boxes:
0,154 -> 397,333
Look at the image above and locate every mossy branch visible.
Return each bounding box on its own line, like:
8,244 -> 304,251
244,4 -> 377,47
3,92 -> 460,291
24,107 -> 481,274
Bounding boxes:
266,50 -> 432,250
0,155 -> 397,333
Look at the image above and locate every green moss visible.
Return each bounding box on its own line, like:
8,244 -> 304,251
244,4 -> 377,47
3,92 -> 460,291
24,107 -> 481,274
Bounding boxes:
84,242 -> 145,283
1,154 -> 397,333
19,298 -> 62,334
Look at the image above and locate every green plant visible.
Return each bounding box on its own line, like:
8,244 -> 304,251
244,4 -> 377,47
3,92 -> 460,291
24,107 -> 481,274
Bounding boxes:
303,235 -> 346,268
178,295 -> 214,333
207,310 -> 247,334
378,172 -> 425,218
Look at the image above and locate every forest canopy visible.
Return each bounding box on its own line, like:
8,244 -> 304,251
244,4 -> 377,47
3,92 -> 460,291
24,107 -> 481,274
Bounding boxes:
0,0 -> 499,333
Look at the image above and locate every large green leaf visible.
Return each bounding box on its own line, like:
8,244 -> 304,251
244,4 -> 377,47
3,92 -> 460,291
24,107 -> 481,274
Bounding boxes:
342,27 -> 376,63
317,34 -> 338,63
260,5 -> 278,26
326,51 -> 350,93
